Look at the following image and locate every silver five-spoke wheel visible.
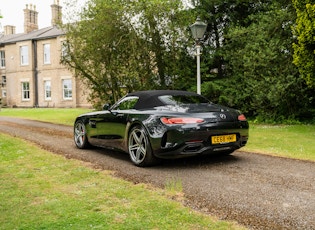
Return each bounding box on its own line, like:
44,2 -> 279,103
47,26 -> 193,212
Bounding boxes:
128,126 -> 157,167
74,120 -> 89,149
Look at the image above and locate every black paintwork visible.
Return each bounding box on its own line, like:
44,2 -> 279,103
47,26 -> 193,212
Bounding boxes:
75,90 -> 249,159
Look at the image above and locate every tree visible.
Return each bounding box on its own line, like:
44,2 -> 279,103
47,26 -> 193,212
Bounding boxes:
222,3 -> 307,118
62,0 -> 194,107
62,0 -> 144,105
190,0 -> 275,82
292,0 -> 315,88
129,0 -> 193,88
191,0 -> 312,121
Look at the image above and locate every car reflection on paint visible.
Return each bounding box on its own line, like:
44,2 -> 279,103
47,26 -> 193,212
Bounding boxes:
74,90 -> 249,167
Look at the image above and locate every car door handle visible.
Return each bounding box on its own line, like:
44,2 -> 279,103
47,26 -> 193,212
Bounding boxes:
111,111 -> 124,117
110,110 -> 124,117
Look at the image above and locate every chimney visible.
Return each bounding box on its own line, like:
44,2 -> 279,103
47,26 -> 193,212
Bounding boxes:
51,0 -> 62,26
24,4 -> 38,33
4,25 -> 16,35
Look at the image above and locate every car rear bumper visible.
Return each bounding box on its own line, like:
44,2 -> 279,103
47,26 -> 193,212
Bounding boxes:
150,126 -> 248,159
153,139 -> 247,159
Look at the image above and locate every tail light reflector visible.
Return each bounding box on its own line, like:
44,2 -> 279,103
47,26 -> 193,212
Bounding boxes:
238,114 -> 247,121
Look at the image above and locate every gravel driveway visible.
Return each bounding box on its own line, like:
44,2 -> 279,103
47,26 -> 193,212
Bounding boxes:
0,116 -> 314,229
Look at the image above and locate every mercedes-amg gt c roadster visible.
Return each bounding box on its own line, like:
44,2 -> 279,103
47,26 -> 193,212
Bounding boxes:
74,90 -> 249,167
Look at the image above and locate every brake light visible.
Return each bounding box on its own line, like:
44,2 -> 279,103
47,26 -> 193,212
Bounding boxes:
238,114 -> 247,121
161,117 -> 204,124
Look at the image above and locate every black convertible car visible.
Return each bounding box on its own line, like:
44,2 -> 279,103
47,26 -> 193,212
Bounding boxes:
74,90 -> 249,167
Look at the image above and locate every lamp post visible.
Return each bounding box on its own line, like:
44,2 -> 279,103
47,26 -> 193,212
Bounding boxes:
190,17 -> 207,95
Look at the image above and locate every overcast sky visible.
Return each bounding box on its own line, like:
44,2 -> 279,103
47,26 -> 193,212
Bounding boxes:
0,0 -> 86,33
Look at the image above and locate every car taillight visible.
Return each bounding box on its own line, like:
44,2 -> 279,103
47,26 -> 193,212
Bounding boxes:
238,114 -> 247,121
161,117 -> 204,124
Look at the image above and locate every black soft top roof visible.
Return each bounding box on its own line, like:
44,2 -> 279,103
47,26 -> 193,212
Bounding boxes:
126,90 -> 201,110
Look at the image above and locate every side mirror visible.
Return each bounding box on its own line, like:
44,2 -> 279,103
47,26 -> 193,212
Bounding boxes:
102,103 -> 111,110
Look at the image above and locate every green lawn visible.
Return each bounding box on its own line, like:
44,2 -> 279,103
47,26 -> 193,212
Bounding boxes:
0,133 -> 244,230
0,108 -> 92,126
1,108 -> 314,161
243,124 -> 315,161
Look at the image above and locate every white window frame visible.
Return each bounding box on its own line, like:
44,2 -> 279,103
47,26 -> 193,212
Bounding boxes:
0,51 -> 5,68
44,44 -> 51,64
20,46 -> 29,66
21,82 -> 30,100
62,79 -> 72,100
44,80 -> 52,100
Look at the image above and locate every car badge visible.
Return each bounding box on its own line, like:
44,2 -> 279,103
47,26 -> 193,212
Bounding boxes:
220,114 -> 226,119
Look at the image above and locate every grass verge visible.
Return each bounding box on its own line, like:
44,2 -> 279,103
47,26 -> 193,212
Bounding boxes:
243,124 -> 315,161
0,108 -> 91,126
1,108 -> 314,161
0,133 -> 244,229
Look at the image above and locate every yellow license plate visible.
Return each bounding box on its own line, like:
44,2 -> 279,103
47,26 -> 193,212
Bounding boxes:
211,134 -> 236,144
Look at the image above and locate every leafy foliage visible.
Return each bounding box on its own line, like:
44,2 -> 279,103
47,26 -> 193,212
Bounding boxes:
193,0 -> 314,121
62,0 -> 143,105
62,0 -> 194,107
292,0 -> 315,88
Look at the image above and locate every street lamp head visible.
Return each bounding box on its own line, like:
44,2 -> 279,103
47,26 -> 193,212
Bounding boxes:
190,17 -> 207,41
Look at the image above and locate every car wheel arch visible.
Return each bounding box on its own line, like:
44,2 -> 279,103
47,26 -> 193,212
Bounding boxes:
125,121 -> 150,145
75,116 -> 89,125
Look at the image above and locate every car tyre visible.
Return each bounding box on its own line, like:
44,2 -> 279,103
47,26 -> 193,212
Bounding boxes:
128,125 -> 159,167
74,119 -> 90,149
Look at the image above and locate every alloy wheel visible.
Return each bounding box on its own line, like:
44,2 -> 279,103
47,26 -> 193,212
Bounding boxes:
128,127 -> 148,165
74,120 -> 87,148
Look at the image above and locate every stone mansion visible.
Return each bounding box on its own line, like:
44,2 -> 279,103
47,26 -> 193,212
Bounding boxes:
0,1 -> 91,108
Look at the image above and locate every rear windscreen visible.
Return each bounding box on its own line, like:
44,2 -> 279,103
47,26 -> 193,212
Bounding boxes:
158,95 -> 210,106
